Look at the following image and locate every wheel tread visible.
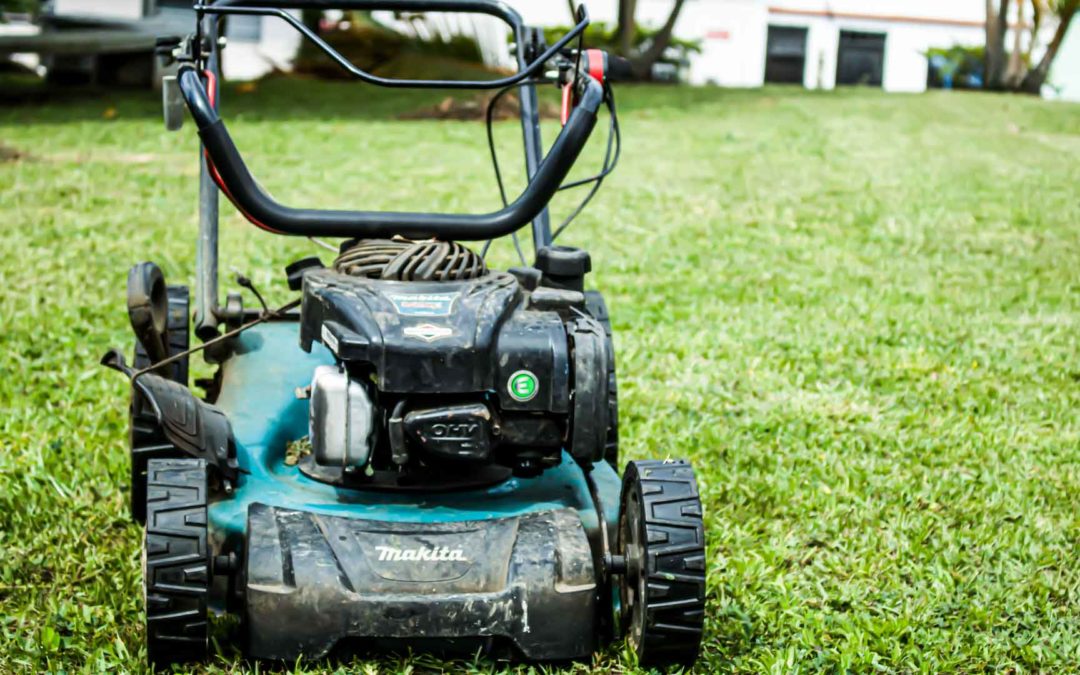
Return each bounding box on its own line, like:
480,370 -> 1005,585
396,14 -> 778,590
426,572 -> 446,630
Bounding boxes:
619,459 -> 707,668
144,458 -> 209,667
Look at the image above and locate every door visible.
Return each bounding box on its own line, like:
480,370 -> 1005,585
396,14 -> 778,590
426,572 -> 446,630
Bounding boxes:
764,25 -> 808,85
836,30 -> 885,86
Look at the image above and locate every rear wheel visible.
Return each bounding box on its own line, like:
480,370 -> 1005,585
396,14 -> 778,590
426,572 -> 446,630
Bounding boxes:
144,458 -> 210,667
617,459 -> 706,668
130,285 -> 190,524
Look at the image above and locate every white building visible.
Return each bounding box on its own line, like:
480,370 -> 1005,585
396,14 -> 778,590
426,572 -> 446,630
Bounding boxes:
411,0 -> 1076,99
18,0 -> 1080,100
39,0 -> 300,81
1046,15 -> 1079,101
514,0 -> 1064,94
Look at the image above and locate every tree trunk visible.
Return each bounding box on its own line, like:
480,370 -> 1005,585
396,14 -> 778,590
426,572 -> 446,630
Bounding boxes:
617,0 -> 638,57
985,0 -> 1010,89
1019,0 -> 1078,93
1005,0 -> 1027,87
299,9 -> 323,61
1030,0 -> 1045,55
302,9 -> 322,33
630,0 -> 687,79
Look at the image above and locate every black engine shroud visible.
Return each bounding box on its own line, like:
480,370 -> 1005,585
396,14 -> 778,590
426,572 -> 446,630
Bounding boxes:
299,267 -> 610,473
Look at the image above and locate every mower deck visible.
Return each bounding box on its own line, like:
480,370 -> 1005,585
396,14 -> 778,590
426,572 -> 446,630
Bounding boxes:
206,322 -> 621,660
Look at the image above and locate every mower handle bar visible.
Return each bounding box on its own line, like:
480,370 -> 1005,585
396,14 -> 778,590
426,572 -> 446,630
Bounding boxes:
199,1 -> 589,90
177,66 -> 605,240
207,0 -> 525,25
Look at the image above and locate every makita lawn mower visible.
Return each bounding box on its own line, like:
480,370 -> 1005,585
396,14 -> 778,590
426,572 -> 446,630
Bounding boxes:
102,0 -> 706,668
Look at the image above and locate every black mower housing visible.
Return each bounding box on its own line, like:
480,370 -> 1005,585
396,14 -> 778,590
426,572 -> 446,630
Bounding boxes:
299,268 -> 610,466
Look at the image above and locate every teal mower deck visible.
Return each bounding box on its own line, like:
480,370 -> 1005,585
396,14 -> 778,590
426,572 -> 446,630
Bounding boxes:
102,0 -> 707,668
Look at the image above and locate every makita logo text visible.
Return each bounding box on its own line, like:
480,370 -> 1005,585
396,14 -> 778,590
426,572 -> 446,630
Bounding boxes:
374,545 -> 468,562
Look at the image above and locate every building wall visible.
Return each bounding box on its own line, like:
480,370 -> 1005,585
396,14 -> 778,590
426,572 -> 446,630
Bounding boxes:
220,12 -> 303,81
673,0 -> 768,86
765,12 -> 985,92
50,0 -> 146,21
1046,18 -> 1080,101
510,0 -> 1052,94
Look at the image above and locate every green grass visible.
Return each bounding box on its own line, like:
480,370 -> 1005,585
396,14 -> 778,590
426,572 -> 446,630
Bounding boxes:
1,78 -> 1079,673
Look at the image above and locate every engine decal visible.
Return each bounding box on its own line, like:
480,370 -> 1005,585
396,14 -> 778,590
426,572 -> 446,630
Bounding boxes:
388,292 -> 460,317
403,323 -> 454,342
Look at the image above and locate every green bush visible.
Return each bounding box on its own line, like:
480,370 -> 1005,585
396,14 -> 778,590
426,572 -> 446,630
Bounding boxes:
295,11 -> 489,81
0,0 -> 36,17
542,22 -> 701,65
926,45 -> 985,89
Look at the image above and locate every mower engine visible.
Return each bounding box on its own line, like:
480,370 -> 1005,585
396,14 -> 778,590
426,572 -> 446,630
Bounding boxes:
299,238 -> 614,486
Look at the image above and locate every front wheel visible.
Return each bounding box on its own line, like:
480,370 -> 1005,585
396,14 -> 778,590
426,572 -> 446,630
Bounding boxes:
616,459 -> 707,668
144,458 -> 210,667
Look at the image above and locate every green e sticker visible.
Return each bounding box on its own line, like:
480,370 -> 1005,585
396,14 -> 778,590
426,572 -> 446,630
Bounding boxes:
507,370 -> 539,402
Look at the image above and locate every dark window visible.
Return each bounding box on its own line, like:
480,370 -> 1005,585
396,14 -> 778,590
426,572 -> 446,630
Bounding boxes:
836,30 -> 885,86
764,25 -> 808,85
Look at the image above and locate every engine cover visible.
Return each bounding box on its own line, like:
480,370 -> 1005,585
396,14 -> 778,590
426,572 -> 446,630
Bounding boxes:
299,269 -> 570,413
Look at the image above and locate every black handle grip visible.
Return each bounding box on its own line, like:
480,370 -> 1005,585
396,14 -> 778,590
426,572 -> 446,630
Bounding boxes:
575,50 -> 634,83
177,67 -> 604,241
605,54 -> 635,82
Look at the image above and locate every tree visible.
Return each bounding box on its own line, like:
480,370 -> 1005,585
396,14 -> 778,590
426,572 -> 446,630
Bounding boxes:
612,0 -> 688,79
985,0 -> 1078,93
617,0 -> 637,57
1004,0 -> 1028,87
985,0 -> 1010,88
631,0 -> 687,78
298,9 -> 324,61
1020,0 -> 1078,92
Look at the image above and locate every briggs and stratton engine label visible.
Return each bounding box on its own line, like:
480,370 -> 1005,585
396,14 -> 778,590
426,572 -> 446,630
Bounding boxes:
403,323 -> 454,342
388,292 -> 459,317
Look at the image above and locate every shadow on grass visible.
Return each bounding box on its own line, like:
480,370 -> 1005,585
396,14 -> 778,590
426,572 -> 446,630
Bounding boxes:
0,74 -> 465,124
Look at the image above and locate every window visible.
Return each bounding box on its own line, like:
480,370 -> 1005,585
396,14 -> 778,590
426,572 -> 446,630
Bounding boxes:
764,26 -> 808,85
836,30 -> 885,87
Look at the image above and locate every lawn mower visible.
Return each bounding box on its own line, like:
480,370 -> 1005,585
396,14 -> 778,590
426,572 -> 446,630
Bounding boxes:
102,0 -> 706,668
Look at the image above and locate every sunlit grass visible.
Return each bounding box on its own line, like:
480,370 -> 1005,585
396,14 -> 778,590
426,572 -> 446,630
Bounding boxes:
1,79 -> 1079,672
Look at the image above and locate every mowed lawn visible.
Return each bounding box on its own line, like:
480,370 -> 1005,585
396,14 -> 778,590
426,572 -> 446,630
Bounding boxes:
1,78 -> 1079,673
